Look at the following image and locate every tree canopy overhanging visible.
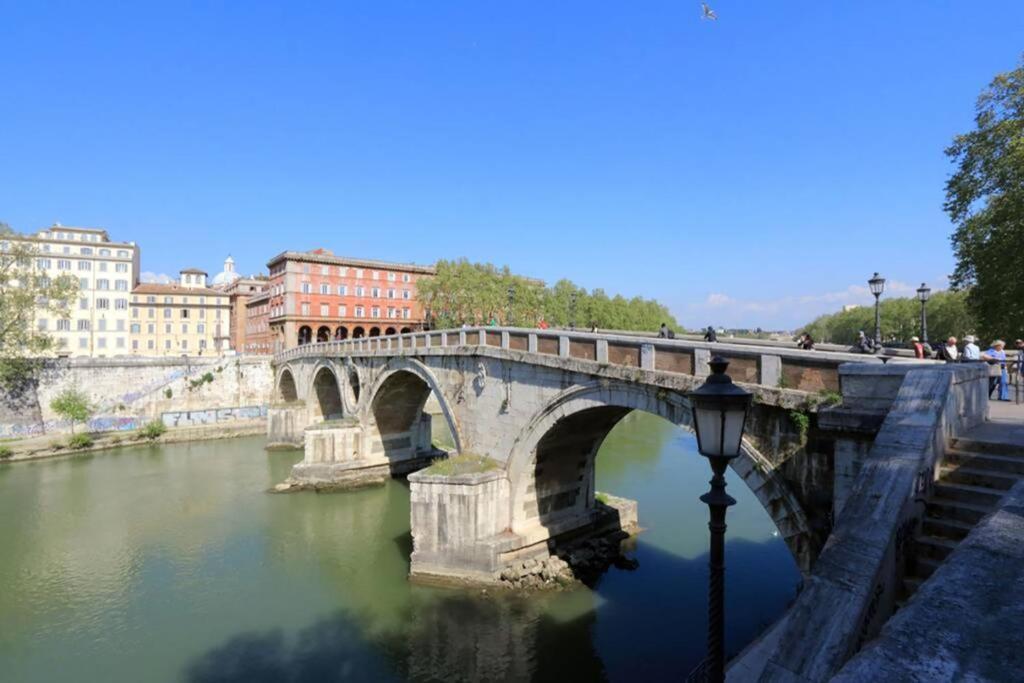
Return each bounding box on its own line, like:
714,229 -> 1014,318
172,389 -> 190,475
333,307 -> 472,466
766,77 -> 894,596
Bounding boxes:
945,58 -> 1024,342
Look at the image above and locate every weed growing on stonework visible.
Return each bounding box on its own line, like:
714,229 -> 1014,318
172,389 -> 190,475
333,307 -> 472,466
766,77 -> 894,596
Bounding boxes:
140,420 -> 167,440
0,445 -> 12,459
68,433 -> 93,449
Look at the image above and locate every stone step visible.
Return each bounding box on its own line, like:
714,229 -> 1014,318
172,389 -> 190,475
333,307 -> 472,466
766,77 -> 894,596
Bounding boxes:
932,482 -> 1005,507
902,576 -> 924,596
946,449 -> 1024,476
950,437 -> 1024,459
915,556 -> 943,579
938,465 -> 1021,491
926,497 -> 994,525
914,534 -> 959,561
921,515 -> 974,541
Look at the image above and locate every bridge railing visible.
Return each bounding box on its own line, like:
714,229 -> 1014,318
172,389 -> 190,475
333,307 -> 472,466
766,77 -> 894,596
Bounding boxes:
274,327 -> 936,393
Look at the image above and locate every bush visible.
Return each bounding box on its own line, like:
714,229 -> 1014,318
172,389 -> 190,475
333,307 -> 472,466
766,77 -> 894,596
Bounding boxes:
139,420 -> 167,440
0,445 -> 12,459
50,388 -> 94,434
189,372 -> 215,391
68,433 -> 93,449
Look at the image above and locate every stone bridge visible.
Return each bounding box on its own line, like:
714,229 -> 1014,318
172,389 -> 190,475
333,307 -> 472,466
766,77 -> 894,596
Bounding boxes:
270,327 -> 900,577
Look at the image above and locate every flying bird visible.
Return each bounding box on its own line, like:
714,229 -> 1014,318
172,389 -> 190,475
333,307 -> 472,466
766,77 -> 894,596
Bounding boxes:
701,3 -> 718,20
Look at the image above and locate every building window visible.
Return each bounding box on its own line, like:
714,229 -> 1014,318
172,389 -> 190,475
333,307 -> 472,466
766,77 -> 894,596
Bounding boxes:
403,308 -> 411,319
403,273 -> 411,283
199,339 -> 207,349
79,337 -> 88,349
371,287 -> 380,298
98,319 -> 107,331
117,250 -> 129,258
387,307 -> 396,319
181,309 -> 189,319
301,282 -> 311,294
99,248 -> 111,256
181,339 -> 188,350
372,271 -> 379,280
320,303 -> 328,317
147,296 -> 156,304
355,286 -> 364,297
338,304 -> 347,317
148,340 -> 154,350
355,269 -> 364,279
79,278 -> 89,289
164,309 -> 171,319
320,283 -> 329,295
132,340 -> 139,350
116,337 -> 125,348
321,265 -> 329,275
116,263 -> 127,273
78,261 -> 91,271
165,340 -> 171,350
57,260 -> 71,270
301,303 -> 310,316
387,288 -> 396,299
115,280 -> 128,291
197,323 -> 205,334
116,299 -> 127,310
164,296 -> 172,304
37,319 -> 48,331
99,262 -> 107,272
387,272 -> 396,282
337,284 -> 347,296
97,279 -> 109,290
79,298 -> 88,310
371,306 -> 380,318
116,319 -> 125,331
37,258 -> 51,269
81,247 -> 93,255
148,324 -> 155,333
355,306 -> 364,317
182,324 -> 188,334
96,298 -> 109,309
165,323 -> 172,333
77,319 -> 90,331
148,309 -> 155,319
57,319 -> 71,331
98,337 -> 106,349
131,324 -> 140,333
339,266 -> 348,276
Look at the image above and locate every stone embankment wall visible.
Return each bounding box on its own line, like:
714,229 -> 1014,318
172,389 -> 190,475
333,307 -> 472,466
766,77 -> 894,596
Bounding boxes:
0,356 -> 273,437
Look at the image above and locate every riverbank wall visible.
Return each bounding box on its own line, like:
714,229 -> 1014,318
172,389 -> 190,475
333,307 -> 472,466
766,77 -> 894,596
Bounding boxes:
0,356 -> 274,439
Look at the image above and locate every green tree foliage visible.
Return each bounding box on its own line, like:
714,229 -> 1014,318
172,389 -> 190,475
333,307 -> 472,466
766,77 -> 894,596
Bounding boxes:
945,59 -> 1024,341
0,222 -> 78,386
799,290 -> 976,346
50,388 -> 94,434
418,259 -> 680,332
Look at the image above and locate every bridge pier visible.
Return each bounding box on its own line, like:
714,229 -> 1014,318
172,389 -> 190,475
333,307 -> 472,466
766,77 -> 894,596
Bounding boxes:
266,402 -> 307,449
277,413 -> 443,491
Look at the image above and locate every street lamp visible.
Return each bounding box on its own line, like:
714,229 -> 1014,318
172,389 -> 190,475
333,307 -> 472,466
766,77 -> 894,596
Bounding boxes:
570,292 -> 578,331
916,282 -> 931,345
687,357 -> 753,683
506,285 -> 515,326
868,272 -> 886,348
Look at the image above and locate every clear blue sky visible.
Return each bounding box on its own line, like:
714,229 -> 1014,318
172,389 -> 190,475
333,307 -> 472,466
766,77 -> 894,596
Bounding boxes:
2,2 -> 1022,329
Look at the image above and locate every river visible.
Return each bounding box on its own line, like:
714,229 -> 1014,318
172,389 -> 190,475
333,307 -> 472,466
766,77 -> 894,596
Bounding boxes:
0,412 -> 800,682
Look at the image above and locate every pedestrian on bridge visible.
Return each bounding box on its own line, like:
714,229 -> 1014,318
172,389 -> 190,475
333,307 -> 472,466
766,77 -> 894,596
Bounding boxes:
855,331 -> 875,354
911,336 -> 926,359
703,326 -> 718,343
963,335 -> 982,362
982,340 -> 1010,401
937,337 -> 960,363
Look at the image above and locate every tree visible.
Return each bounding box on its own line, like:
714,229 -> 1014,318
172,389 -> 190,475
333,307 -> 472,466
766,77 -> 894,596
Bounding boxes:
798,290 -> 975,346
945,58 -> 1024,341
50,388 -> 93,434
0,222 -> 78,386
418,259 -> 680,332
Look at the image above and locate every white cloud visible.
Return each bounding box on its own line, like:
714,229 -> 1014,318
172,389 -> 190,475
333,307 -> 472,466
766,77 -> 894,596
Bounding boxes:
680,277 -> 948,331
140,271 -> 174,284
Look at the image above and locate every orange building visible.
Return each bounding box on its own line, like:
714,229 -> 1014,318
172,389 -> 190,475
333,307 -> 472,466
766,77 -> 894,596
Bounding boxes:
243,290 -> 272,354
265,249 -> 434,352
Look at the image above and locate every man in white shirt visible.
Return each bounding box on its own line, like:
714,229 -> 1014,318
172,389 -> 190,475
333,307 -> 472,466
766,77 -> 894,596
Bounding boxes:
963,335 -> 981,361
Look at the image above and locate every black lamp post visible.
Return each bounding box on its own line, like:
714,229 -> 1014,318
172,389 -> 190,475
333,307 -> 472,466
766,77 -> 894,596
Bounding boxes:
570,292 -> 578,331
687,357 -> 753,683
507,285 -> 515,326
868,272 -> 886,348
916,282 -> 931,345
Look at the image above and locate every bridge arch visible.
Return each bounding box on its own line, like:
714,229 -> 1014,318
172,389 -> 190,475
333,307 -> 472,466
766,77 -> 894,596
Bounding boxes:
309,363 -> 344,421
506,381 -> 811,565
276,367 -> 299,402
362,357 -> 462,460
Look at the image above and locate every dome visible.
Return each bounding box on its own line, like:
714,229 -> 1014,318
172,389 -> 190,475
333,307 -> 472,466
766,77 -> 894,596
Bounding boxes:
212,255 -> 241,286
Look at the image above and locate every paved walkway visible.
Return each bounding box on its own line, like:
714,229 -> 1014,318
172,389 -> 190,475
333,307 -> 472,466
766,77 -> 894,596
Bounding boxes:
987,397 -> 1024,424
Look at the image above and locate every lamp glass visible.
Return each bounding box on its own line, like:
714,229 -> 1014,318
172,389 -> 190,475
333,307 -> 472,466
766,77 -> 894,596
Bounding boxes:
868,272 -> 886,296
916,283 -> 931,302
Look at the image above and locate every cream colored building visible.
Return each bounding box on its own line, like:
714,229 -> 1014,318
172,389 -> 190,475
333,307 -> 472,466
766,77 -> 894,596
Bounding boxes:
130,269 -> 230,356
11,224 -> 141,357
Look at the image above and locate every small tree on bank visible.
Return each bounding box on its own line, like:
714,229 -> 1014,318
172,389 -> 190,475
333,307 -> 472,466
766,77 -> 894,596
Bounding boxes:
50,389 -> 93,434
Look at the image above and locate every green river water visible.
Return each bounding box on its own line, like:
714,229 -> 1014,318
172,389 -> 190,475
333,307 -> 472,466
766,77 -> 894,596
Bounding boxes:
0,412 -> 800,682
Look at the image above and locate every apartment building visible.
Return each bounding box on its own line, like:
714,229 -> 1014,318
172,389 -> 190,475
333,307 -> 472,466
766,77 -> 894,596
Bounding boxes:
129,269 -> 230,356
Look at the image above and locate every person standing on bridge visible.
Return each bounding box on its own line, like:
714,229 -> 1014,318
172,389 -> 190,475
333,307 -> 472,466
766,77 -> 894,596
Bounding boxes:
911,336 -> 926,359
703,326 -> 718,343
936,337 -> 960,363
963,335 -> 982,362
658,323 -> 669,338
856,330 -> 875,354
982,340 -> 1010,401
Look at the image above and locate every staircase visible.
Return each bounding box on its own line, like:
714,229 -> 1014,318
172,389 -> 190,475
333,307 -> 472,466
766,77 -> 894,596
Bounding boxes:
902,428 -> 1024,600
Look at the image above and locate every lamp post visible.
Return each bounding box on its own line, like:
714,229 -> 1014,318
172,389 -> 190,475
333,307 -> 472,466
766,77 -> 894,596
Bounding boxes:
916,282 -> 931,345
687,357 -> 753,683
570,292 -> 578,331
868,272 -> 886,348
506,285 -> 515,326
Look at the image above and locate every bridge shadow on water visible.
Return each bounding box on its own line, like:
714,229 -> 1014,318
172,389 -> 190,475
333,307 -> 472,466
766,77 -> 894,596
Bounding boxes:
184,535 -> 798,683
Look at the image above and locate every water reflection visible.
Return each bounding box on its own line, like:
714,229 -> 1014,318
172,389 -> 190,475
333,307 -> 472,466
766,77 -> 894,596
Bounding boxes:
0,412 -> 799,683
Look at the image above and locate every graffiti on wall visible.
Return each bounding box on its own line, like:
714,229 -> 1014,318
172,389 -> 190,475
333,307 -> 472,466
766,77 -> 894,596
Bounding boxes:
161,405 -> 268,428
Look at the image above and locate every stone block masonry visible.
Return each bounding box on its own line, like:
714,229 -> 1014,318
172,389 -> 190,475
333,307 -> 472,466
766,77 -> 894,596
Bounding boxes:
0,356 -> 274,438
